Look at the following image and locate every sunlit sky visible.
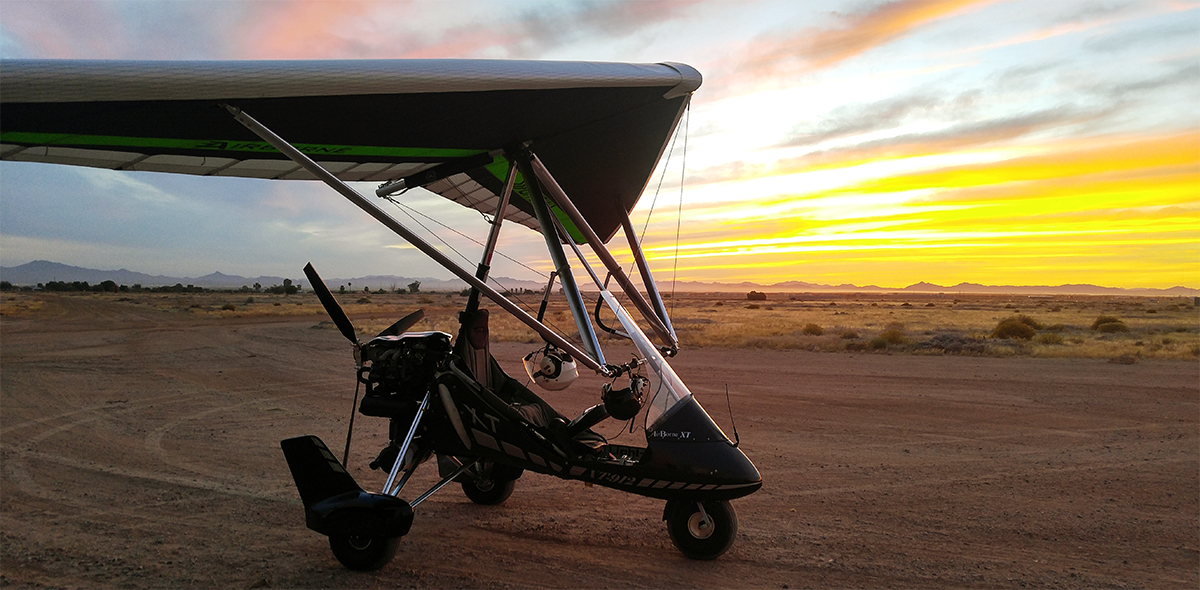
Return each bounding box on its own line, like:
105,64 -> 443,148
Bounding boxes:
1,0 -> 1197,289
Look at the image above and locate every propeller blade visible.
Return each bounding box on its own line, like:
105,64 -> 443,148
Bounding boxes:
303,262 -> 358,345
377,309 -> 425,337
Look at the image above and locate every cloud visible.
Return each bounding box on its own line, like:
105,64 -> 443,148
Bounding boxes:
802,104 -> 1113,163
705,0 -> 988,93
229,0 -> 704,60
1083,18 -> 1200,53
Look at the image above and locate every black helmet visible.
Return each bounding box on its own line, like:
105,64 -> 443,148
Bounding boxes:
602,378 -> 645,421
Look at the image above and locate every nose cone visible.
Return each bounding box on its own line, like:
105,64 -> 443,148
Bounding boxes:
644,396 -> 762,499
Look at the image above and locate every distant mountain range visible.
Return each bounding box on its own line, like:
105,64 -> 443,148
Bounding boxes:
1,260 -> 1196,297
0,260 -> 545,292
665,279 -> 1199,297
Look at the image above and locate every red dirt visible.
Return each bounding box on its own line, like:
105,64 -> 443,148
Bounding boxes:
2,295 -> 1196,588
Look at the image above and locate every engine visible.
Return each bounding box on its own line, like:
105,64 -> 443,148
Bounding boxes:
357,331 -> 451,417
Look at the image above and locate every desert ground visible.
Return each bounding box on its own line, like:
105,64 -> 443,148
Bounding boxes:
1,292 -> 1197,588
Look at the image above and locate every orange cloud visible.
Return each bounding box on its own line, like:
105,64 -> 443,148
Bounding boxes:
705,0 -> 990,96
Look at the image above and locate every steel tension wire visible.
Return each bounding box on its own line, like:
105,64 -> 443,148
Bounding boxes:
670,101 -> 689,317
378,184 -> 587,357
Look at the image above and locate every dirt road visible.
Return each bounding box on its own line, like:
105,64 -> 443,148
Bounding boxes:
2,295 -> 1196,588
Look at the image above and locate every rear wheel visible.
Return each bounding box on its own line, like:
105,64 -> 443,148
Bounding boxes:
460,461 -> 517,505
328,535 -> 399,571
665,500 -> 737,560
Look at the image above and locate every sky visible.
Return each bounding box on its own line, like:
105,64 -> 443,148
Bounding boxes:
1,0 -> 1197,290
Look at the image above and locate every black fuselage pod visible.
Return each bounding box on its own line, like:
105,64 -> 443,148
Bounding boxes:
560,395 -> 761,501
430,367 -> 761,501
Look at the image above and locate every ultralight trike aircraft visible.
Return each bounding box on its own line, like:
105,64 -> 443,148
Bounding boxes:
0,58 -> 762,569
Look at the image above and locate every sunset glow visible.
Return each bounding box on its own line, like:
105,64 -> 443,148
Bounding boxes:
1,0 -> 1196,290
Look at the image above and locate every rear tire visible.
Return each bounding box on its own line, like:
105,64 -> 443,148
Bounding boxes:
328,535 -> 399,571
665,500 -> 737,560
460,461 -> 517,505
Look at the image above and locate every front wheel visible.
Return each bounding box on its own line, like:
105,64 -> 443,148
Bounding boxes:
328,535 -> 399,571
665,499 -> 738,560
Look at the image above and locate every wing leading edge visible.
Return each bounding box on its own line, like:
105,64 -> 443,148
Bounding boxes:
0,59 -> 700,242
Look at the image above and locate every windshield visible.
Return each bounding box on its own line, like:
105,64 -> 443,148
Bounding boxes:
598,290 -> 691,429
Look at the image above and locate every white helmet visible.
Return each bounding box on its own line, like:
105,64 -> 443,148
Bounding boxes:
523,345 -> 578,391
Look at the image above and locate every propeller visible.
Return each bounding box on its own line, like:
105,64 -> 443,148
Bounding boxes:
303,262 -> 427,347
378,309 -> 425,337
304,262 -> 359,346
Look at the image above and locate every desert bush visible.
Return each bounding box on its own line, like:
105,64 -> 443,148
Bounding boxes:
991,317 -> 1036,340
1091,315 -> 1126,331
802,323 -> 824,336
877,328 -> 906,345
1035,332 -> 1064,345
1010,314 -> 1044,329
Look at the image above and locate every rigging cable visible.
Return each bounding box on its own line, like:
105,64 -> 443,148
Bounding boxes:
379,193 -> 580,347
670,101 -> 689,316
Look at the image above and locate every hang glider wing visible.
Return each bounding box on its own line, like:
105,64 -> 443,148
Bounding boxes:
0,59 -> 699,241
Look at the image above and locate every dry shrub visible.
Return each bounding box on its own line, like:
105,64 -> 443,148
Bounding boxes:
1035,332 -> 1064,345
1091,315 -> 1126,331
802,323 -> 824,336
991,317 -> 1036,340
875,328 -> 906,347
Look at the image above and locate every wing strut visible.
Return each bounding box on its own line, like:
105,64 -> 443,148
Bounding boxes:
528,153 -> 678,351
516,151 -> 605,366
619,211 -> 677,343
223,104 -> 612,377
464,160 -> 517,315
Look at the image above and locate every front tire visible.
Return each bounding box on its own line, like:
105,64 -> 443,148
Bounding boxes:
665,500 -> 737,560
328,535 -> 399,571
